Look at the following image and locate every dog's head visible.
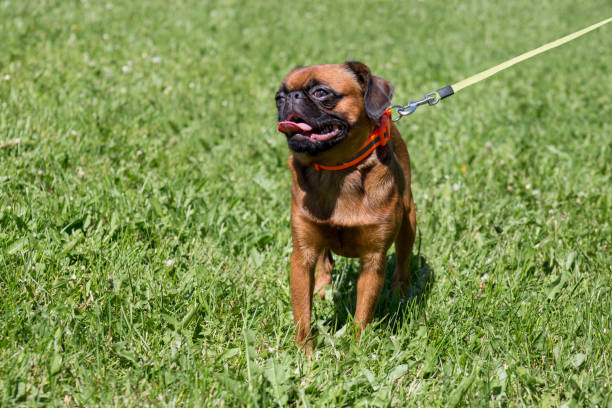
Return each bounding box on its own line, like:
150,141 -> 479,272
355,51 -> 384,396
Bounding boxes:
276,62 -> 394,159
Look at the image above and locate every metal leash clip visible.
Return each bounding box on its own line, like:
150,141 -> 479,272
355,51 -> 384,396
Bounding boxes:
390,92 -> 440,122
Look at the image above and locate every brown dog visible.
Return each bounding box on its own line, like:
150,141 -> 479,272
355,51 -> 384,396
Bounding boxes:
275,62 -> 416,352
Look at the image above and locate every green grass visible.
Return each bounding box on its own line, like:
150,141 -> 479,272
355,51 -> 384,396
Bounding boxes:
1,0 -> 611,406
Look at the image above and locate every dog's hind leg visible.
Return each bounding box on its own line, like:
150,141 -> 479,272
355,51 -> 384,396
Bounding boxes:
392,196 -> 416,297
314,249 -> 334,300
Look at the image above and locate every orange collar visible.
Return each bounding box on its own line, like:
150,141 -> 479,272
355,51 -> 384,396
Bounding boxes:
314,109 -> 391,171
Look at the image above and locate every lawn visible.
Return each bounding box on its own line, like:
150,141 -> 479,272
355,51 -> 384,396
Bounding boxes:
1,0 -> 611,406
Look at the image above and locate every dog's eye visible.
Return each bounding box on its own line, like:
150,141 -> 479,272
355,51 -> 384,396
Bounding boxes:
312,88 -> 329,98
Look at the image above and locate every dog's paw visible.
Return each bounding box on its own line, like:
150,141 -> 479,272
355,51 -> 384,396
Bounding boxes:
313,284 -> 332,301
391,279 -> 410,299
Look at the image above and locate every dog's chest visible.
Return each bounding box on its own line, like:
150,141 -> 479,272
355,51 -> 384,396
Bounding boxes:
293,169 -> 402,256
298,169 -> 396,220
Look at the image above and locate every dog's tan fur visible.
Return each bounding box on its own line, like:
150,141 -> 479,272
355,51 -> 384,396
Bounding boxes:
278,62 -> 416,352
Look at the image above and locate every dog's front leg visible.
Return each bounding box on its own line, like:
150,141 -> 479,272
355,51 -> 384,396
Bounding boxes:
354,253 -> 386,337
290,247 -> 318,353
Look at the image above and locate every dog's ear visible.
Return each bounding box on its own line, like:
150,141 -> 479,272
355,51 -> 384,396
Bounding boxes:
344,61 -> 394,120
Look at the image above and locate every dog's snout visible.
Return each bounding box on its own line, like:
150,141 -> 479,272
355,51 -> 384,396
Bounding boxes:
285,112 -> 305,123
280,91 -> 306,122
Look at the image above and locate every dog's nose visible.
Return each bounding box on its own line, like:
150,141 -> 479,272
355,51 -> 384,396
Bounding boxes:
288,91 -> 304,100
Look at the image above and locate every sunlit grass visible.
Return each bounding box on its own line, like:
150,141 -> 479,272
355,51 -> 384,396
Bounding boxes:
1,0 -> 611,406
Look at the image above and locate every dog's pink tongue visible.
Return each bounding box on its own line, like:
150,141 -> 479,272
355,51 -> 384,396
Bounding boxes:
278,121 -> 313,134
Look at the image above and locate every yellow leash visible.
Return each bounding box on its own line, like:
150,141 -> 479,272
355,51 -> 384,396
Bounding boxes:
391,17 -> 611,120
452,17 -> 612,92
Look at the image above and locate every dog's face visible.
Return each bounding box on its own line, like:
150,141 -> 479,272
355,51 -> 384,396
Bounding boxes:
276,62 -> 394,156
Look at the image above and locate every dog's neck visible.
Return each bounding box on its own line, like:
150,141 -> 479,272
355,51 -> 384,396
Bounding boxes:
313,110 -> 391,171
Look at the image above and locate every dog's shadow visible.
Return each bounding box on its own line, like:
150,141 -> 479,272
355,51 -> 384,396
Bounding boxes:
316,253 -> 435,333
